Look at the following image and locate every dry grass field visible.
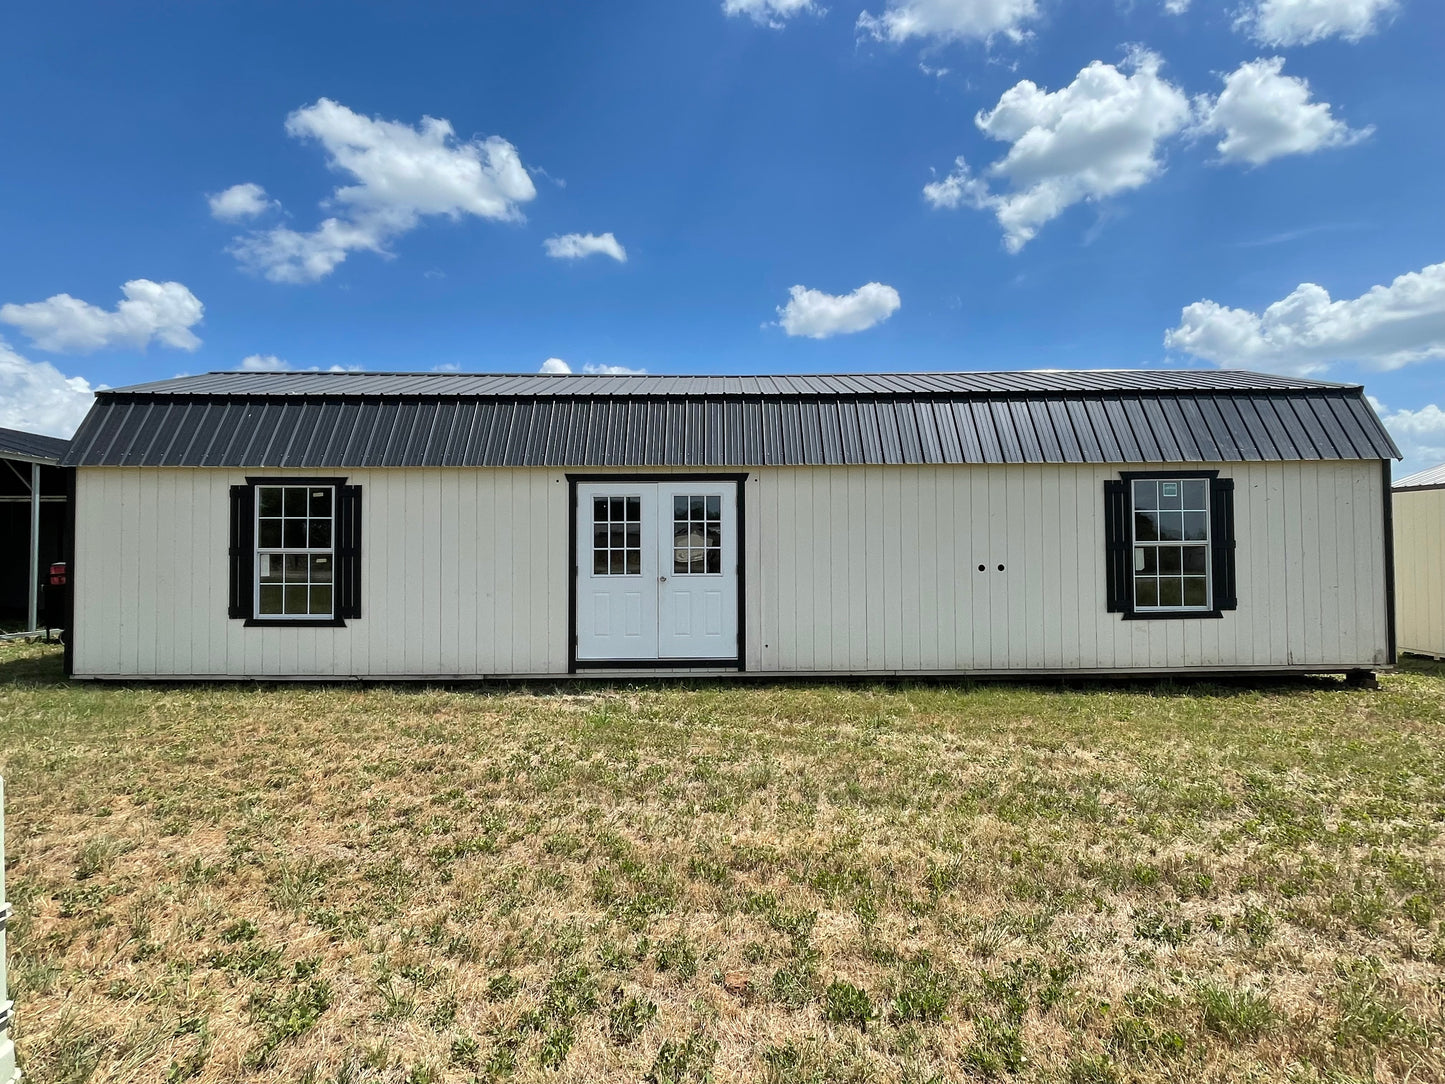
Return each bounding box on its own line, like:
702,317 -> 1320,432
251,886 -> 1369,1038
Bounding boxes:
1,641 -> 1443,1084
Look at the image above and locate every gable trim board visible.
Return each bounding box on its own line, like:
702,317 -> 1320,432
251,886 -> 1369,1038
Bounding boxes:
63,370 -> 1397,680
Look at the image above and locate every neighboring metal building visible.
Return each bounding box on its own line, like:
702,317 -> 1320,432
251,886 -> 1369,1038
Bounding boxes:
1393,463 -> 1445,659
62,369 -> 1399,679
0,427 -> 71,635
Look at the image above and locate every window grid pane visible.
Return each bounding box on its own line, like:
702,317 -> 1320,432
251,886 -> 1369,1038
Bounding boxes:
593,493 -> 642,576
1131,479 -> 1211,612
673,494 -> 722,575
256,485 -> 335,617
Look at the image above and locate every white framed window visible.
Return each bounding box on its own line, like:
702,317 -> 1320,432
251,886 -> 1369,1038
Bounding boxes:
1131,477 -> 1210,611
592,495 -> 643,575
255,484 -> 335,618
671,494 -> 723,575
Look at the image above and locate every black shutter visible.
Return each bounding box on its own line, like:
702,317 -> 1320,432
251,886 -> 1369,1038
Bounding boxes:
1104,479 -> 1130,613
336,484 -> 363,620
1210,476 -> 1237,611
228,484 -> 254,619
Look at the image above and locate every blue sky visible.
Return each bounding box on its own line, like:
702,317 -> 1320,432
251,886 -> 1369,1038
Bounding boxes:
2,0 -> 1443,473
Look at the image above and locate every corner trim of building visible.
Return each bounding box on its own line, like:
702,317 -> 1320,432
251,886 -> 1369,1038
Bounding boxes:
1382,459 -> 1398,666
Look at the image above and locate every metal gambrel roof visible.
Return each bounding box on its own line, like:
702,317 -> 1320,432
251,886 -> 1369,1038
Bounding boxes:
1394,462 -> 1445,491
63,369 -> 1400,468
0,426 -> 70,465
107,368 -> 1352,397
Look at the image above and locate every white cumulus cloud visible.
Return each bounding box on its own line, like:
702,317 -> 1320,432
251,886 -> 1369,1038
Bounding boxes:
1164,261 -> 1445,375
723,0 -> 819,26
240,354 -> 290,371
227,98 -> 536,284
858,0 -> 1039,43
208,182 -> 276,221
0,280 -> 204,354
776,282 -> 901,338
1193,57 -> 1370,166
543,232 -> 628,263
924,48 -> 1190,252
1236,0 -> 1398,46
538,358 -> 647,375
0,339 -> 96,437
237,354 -> 361,373
1373,399 -> 1445,480
1163,0 -> 1191,13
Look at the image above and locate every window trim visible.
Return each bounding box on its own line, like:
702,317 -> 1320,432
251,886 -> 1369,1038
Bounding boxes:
254,482 -> 338,623
1116,469 -> 1227,622
241,476 -> 349,628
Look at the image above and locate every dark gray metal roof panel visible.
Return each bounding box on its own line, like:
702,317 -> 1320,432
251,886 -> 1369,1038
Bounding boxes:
0,426 -> 70,464
106,368 -> 1356,398
63,371 -> 1399,468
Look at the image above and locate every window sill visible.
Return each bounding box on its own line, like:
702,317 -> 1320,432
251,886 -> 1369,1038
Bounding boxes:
243,618 -> 347,628
1118,609 -> 1225,621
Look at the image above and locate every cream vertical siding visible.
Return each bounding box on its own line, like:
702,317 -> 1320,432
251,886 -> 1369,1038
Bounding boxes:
751,461 -> 1389,674
72,460 -> 1390,678
73,468 -> 571,679
1394,487 -> 1445,658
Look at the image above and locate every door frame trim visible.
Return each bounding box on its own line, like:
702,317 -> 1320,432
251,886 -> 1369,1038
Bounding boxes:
567,473 -> 748,674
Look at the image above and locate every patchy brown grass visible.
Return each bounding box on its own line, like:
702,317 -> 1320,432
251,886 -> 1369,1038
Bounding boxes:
2,641 -> 1444,1083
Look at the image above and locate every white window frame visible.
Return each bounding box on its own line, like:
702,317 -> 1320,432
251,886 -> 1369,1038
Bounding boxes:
1130,476 -> 1212,613
254,483 -> 336,620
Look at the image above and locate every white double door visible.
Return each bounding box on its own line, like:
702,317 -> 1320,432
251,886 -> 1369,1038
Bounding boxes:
576,481 -> 739,662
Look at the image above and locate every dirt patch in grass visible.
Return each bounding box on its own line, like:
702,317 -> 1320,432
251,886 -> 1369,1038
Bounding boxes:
2,641 -> 1445,1082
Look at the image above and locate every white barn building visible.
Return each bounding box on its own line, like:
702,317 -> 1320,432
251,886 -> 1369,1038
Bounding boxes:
1392,463 -> 1445,659
59,369 -> 1400,680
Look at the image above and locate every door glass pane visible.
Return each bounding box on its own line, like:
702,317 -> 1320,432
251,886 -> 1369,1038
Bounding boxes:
673,495 -> 722,575
593,493 -> 643,575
